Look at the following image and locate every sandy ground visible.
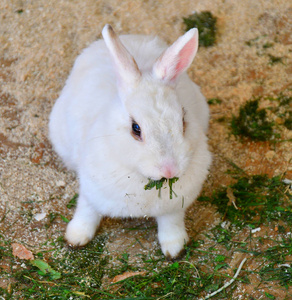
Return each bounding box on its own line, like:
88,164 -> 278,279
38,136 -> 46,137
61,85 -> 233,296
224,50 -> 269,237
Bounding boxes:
0,0 -> 291,298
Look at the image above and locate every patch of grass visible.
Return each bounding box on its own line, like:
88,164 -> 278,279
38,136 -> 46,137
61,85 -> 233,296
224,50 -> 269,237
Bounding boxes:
0,233 -> 249,299
2,167 -> 292,298
111,259 -> 203,298
198,170 -> 292,293
107,242 -> 242,299
1,169 -> 292,299
107,252 -> 138,279
210,225 -> 233,250
260,264 -> 292,288
231,94 -> 292,141
183,11 -> 217,47
45,212 -> 69,229
198,174 -> 292,228
259,237 -> 292,289
231,98 -> 275,141
0,235 -> 110,299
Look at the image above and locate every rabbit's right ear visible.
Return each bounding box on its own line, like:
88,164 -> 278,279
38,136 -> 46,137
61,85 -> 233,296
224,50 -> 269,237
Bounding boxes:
102,24 -> 141,87
153,28 -> 198,83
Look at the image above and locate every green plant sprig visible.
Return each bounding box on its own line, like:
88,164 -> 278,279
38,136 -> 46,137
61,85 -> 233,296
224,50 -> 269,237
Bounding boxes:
144,177 -> 179,199
183,11 -> 217,47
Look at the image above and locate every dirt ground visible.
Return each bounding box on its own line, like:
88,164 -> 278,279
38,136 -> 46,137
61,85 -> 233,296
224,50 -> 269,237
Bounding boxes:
0,0 -> 291,298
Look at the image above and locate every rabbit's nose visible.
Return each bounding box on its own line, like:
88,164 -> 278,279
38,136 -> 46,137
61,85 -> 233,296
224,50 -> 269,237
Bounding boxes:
160,162 -> 178,179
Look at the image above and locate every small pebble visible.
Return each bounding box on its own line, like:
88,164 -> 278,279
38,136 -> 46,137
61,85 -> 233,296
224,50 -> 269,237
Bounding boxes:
34,212 -> 47,221
57,180 -> 66,187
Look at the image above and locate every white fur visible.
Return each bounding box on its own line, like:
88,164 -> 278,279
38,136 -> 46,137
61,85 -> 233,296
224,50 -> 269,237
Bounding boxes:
49,25 -> 211,258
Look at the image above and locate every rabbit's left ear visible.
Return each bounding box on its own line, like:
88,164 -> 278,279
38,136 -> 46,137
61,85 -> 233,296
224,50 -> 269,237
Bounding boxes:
153,28 -> 198,83
102,24 -> 141,86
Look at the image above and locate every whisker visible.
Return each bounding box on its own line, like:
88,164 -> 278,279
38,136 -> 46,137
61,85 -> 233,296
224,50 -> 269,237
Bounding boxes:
87,134 -> 117,142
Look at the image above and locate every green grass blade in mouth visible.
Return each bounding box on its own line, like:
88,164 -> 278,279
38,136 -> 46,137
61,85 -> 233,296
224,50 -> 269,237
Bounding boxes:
144,177 -> 179,199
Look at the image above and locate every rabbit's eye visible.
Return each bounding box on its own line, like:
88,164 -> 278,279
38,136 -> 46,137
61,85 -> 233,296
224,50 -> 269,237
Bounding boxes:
131,120 -> 142,141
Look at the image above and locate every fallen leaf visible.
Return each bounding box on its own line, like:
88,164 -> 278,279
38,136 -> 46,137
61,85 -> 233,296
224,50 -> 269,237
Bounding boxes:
72,291 -> 90,298
226,186 -> 239,209
112,271 -> 146,283
31,259 -> 61,280
12,243 -> 34,260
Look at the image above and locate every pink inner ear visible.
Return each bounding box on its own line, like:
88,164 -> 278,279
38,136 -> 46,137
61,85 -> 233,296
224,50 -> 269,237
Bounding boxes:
153,29 -> 198,82
172,37 -> 197,81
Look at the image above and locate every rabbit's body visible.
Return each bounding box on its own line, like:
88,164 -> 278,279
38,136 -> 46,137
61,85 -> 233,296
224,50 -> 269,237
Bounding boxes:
49,25 -> 211,259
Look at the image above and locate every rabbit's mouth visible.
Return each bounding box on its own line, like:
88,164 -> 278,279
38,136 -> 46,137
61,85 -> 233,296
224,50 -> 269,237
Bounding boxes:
144,177 -> 179,199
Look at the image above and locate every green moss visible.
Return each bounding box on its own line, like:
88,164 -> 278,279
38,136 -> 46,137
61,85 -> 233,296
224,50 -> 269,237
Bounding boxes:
231,99 -> 275,141
231,94 -> 292,141
268,54 -> 284,65
263,42 -> 274,49
208,98 -> 222,105
198,174 -> 291,228
183,11 -> 217,47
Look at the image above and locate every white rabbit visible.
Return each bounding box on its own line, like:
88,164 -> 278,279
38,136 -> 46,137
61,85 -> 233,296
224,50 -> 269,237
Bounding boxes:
49,24 -> 211,259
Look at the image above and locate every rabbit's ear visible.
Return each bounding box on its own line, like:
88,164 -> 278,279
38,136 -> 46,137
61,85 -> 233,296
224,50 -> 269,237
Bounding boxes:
153,28 -> 198,83
102,24 -> 141,86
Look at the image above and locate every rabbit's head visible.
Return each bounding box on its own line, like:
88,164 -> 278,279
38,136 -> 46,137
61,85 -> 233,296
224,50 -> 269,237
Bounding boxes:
102,25 -> 200,180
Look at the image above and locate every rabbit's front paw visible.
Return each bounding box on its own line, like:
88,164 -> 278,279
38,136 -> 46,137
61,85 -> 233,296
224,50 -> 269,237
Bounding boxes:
65,217 -> 97,246
157,214 -> 189,260
158,230 -> 189,260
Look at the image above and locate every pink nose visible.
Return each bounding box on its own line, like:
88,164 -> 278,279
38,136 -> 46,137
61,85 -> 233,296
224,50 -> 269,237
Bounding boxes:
161,164 -> 177,179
